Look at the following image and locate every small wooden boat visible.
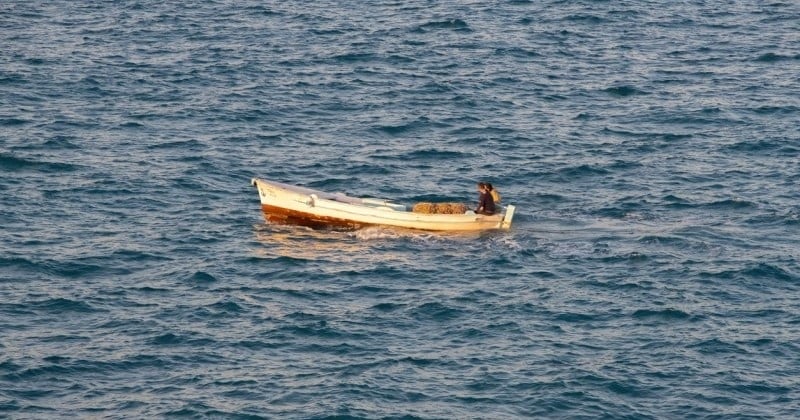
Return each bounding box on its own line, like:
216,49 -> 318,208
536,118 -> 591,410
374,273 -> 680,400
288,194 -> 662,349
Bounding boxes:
251,178 -> 516,231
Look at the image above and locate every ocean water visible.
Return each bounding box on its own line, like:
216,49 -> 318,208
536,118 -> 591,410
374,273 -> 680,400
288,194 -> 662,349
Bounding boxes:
1,0 -> 799,418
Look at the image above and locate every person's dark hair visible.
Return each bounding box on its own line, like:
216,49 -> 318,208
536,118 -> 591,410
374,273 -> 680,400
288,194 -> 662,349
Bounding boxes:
477,182 -> 487,189
486,182 -> 494,191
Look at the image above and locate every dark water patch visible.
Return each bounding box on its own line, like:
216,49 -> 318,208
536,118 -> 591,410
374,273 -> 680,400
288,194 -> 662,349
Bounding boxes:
0,153 -> 80,173
687,338 -> 745,355
575,276 -> 647,290
702,199 -> 757,210
147,139 -> 205,152
555,164 -> 610,179
725,139 -> 790,153
603,85 -> 647,97
331,52 -> 377,63
233,339 -> 286,351
110,249 -> 174,264
564,14 -> 606,24
38,259 -> 132,279
415,19 -> 471,33
370,302 -> 406,312
553,312 -> 595,322
347,163 -> 391,175
372,121 -> 425,136
755,52 -> 799,62
0,117 -> 30,126
700,263 -> 796,283
744,212 -> 800,226
4,388 -> 55,399
208,299 -> 245,314
149,332 -> 214,346
750,104 -> 799,115
38,334 -> 91,343
741,263 -> 797,283
593,204 -> 646,219
448,125 -> 516,138
597,251 -> 650,263
245,286 -> 319,301
409,302 -> 464,322
4,355 -> 167,381
41,135 -> 81,149
0,257 -> 44,277
29,298 -> 100,314
662,194 -> 692,208
631,308 -> 693,321
184,271 -> 217,283
454,289 -> 500,303
273,322 -> 347,340
637,235 -> 688,246
494,47 -> 541,58
298,342 -> 365,356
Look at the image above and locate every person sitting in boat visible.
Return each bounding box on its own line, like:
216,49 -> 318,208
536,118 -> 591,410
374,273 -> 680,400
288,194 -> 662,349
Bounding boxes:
486,182 -> 500,204
475,182 -> 496,215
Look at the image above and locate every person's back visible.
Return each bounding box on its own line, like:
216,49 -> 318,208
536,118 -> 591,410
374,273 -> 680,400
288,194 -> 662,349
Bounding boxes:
487,183 -> 501,204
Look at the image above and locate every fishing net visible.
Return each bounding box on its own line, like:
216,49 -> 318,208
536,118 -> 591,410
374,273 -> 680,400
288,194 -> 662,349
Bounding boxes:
412,202 -> 468,214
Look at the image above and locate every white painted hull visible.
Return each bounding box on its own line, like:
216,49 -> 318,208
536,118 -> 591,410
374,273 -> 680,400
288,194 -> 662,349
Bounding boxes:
251,178 -> 515,232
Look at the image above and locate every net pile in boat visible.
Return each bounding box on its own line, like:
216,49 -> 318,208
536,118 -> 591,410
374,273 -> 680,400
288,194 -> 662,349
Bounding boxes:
412,202 -> 468,214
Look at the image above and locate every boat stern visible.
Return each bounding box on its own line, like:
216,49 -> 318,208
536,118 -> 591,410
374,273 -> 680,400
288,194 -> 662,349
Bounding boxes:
500,204 -> 516,229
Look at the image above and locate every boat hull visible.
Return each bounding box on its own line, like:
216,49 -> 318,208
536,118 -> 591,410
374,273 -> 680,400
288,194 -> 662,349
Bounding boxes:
261,203 -> 369,230
252,178 -> 515,232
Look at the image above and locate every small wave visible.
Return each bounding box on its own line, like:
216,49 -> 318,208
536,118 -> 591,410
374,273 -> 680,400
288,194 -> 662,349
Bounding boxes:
603,85 -> 648,97
704,199 -> 758,210
370,302 -> 405,312
687,338 -> 744,355
494,47 -> 541,58
147,139 -> 203,151
726,139 -> 791,152
631,308 -> 692,321
553,312 -> 595,322
701,263 -> 797,283
149,332 -> 214,346
0,257 -> 42,276
741,263 -> 797,282
185,271 -> 217,283
30,298 -> 100,314
0,153 -> 79,173
755,52 -> 799,63
556,164 -> 610,178
637,235 -> 688,246
233,340 -> 283,350
373,121 -> 422,135
274,322 -> 346,339
598,252 -> 649,263
751,105 -> 799,115
331,52 -> 377,63
415,19 -> 471,33
6,355 -> 167,381
565,14 -> 606,24
410,302 -> 463,322
0,117 -> 30,126
402,148 -> 474,160
208,300 -> 245,314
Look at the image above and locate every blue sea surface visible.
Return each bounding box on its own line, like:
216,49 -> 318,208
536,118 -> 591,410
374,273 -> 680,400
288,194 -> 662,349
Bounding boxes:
2,1 -> 799,418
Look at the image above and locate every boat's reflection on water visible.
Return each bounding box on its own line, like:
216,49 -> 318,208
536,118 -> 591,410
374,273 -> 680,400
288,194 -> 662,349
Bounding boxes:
252,222 -> 368,262
251,217 -> 484,263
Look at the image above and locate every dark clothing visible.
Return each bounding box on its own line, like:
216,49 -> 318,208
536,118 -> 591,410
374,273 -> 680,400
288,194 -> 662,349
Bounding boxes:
476,191 -> 496,215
